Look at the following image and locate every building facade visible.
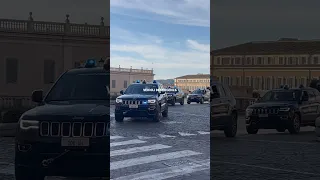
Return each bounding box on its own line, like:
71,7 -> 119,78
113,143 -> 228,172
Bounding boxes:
174,74 -> 210,92
0,13 -> 110,96
211,38 -> 320,91
110,66 -> 154,95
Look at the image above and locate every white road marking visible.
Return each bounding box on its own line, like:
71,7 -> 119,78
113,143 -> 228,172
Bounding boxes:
137,135 -> 156,140
110,144 -> 171,157
197,131 -> 210,135
211,160 -> 320,176
178,132 -> 197,136
161,121 -> 183,124
110,150 -> 202,170
110,136 -> 125,140
237,139 -> 318,145
159,134 -> 176,138
111,159 -> 210,180
110,139 -> 146,147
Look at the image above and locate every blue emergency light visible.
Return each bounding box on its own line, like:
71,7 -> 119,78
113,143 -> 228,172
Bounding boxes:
142,101 -> 148,104
153,80 -> 157,83
136,80 -> 140,83
85,59 -> 96,68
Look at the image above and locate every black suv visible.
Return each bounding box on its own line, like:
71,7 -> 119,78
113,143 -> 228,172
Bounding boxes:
166,87 -> 185,105
246,86 -> 320,134
115,80 -> 168,122
15,60 -> 110,180
211,81 -> 238,137
187,89 -> 210,104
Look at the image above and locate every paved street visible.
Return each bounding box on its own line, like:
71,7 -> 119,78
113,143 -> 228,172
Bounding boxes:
110,100 -> 210,180
0,100 -> 210,179
212,115 -> 320,180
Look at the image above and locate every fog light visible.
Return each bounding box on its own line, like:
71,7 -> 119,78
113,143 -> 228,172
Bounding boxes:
18,144 -> 32,152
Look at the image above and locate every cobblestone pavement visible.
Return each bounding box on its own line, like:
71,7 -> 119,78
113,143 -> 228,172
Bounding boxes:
110,101 -> 210,179
211,115 -> 320,180
0,101 -> 210,179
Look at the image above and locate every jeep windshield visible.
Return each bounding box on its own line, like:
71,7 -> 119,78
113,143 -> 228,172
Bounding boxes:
259,90 -> 301,102
192,89 -> 203,94
45,73 -> 109,101
124,84 -> 159,94
165,88 -> 178,94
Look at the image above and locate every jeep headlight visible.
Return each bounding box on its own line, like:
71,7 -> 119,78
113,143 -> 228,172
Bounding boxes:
148,99 -> 156,103
246,108 -> 253,117
116,98 -> 122,103
279,107 -> 290,111
19,119 -> 39,130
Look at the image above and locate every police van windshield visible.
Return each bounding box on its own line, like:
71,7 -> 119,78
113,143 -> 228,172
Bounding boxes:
260,90 -> 301,102
192,89 -> 203,94
165,88 -> 178,94
125,84 -> 159,94
45,73 -> 109,101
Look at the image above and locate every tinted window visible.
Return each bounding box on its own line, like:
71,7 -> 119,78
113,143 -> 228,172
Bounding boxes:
125,84 -> 159,94
216,85 -> 226,97
45,73 -> 109,101
260,90 -> 301,102
192,89 -> 203,94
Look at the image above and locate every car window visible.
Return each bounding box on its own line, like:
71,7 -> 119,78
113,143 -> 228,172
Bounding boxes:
214,84 -> 226,97
222,84 -> 234,99
45,73 -> 109,101
260,90 -> 301,102
307,90 -> 316,100
125,84 -> 159,94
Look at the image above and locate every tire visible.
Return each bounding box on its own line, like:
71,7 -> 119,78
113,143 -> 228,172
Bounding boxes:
200,98 -> 204,104
180,99 -> 184,105
276,127 -> 286,132
288,113 -> 300,134
187,101 -> 191,104
246,125 -> 258,134
162,104 -> 168,117
153,106 -> 161,122
115,113 -> 124,122
15,166 -> 45,180
171,98 -> 176,106
224,113 -> 237,137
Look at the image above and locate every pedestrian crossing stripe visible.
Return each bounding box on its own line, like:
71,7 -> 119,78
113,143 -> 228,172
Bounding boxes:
178,132 -> 197,136
110,137 -> 208,179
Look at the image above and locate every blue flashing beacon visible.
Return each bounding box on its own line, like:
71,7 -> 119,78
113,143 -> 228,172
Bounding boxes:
85,59 -> 96,68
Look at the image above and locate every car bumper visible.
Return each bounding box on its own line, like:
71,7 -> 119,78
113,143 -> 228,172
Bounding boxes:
246,114 -> 292,129
187,97 -> 201,102
115,105 -> 157,117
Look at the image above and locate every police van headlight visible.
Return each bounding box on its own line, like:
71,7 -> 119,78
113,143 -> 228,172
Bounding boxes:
116,98 -> 123,103
19,119 -> 39,130
148,99 -> 156,103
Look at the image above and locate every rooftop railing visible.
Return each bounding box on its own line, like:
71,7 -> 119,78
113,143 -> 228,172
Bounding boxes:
0,12 -> 109,37
110,67 -> 153,74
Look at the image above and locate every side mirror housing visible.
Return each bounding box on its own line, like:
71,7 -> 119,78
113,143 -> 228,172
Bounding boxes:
32,90 -> 43,103
120,90 -> 124,95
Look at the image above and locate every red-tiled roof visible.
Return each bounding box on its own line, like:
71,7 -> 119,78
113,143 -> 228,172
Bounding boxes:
212,39 -> 320,55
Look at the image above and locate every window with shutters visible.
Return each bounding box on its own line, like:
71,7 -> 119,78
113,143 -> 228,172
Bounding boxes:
44,59 -> 55,84
5,58 -> 18,84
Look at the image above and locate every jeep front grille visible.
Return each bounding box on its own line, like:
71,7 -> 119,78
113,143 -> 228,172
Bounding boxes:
253,108 -> 279,114
123,100 -> 142,105
40,122 -> 108,137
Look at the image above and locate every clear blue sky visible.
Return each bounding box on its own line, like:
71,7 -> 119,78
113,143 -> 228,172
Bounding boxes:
110,0 -> 210,79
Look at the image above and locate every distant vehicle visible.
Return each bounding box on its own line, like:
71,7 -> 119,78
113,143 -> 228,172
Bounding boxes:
115,80 -> 168,122
210,81 -> 238,137
246,86 -> 320,134
14,59 -> 110,180
166,87 -> 185,105
187,89 -> 210,104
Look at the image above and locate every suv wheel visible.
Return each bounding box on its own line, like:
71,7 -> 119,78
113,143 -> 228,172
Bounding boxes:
246,125 -> 259,134
153,106 -> 161,122
180,99 -> 184,105
200,98 -> 204,104
187,101 -> 191,104
288,113 -> 300,134
224,113 -> 237,137
276,127 -> 286,132
115,113 -> 124,122
162,104 -> 168,117
15,166 -> 44,180
172,98 -> 176,106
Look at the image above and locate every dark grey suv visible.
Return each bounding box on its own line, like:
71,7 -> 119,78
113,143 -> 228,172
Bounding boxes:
210,81 -> 238,137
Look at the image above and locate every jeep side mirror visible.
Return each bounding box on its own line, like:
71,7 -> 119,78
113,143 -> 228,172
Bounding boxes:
32,90 -> 43,103
120,90 -> 124,95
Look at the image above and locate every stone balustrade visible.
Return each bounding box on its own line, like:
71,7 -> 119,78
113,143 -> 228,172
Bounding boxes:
110,67 -> 154,74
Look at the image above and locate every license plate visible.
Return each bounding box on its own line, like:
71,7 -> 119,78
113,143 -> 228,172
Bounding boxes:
129,104 -> 138,108
61,138 -> 89,147
258,114 -> 268,118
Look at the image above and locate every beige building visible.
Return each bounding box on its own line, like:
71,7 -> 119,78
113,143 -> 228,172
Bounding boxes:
110,66 -> 154,95
0,13 -> 109,97
174,74 -> 210,92
211,38 -> 320,91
